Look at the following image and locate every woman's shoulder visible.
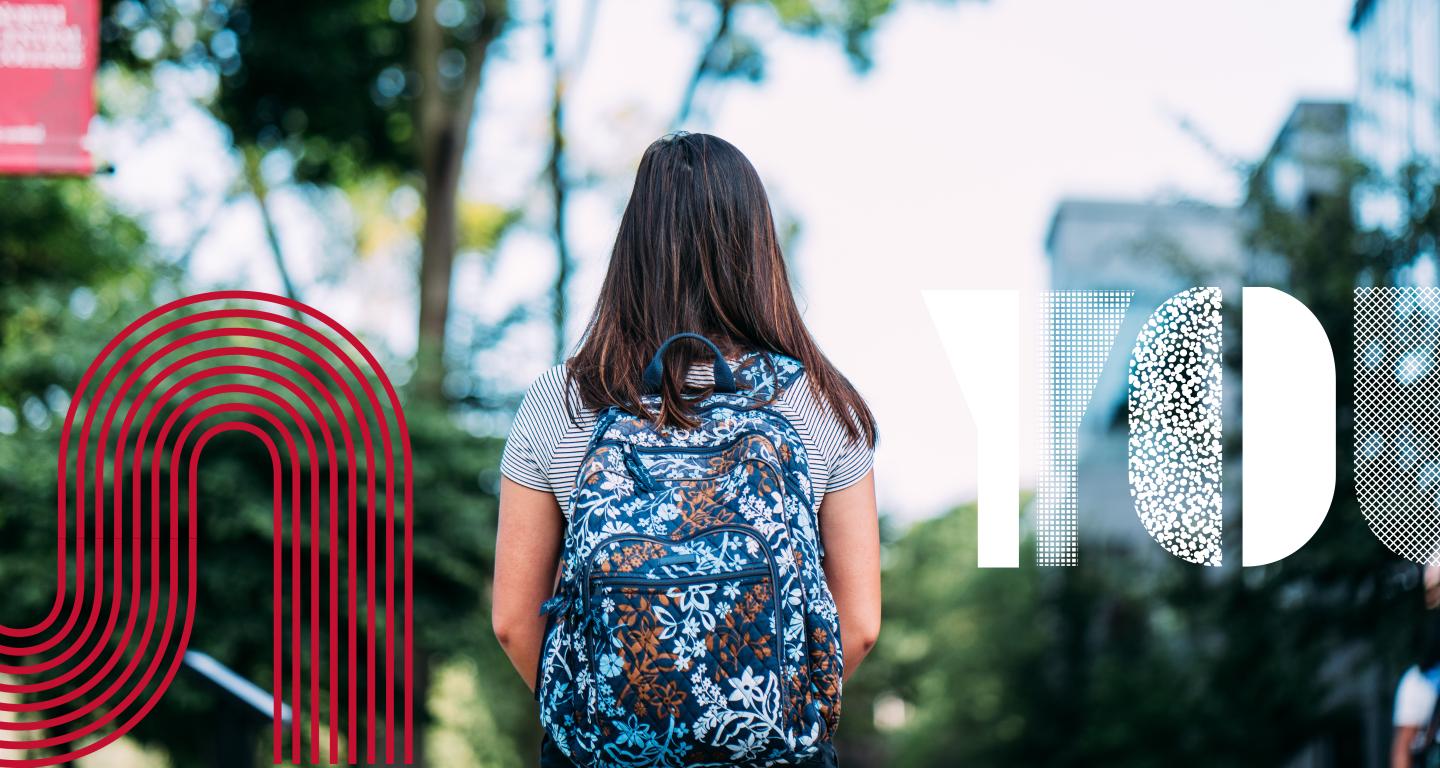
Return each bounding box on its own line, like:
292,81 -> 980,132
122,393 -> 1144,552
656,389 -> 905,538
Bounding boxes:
516,363 -> 591,421
523,362 -> 571,399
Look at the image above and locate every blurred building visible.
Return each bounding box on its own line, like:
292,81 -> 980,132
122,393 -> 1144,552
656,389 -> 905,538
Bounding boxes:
1352,0 -> 1440,184
1044,98 -> 1351,554
1352,0 -> 1440,245
1264,101 -> 1352,214
1044,198 -> 1244,553
1251,101 -> 1352,285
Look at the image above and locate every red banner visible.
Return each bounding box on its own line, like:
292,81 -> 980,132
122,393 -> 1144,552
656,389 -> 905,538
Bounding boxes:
0,0 -> 96,175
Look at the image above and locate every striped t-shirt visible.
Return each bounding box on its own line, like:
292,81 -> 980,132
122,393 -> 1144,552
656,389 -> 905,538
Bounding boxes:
500,361 -> 875,517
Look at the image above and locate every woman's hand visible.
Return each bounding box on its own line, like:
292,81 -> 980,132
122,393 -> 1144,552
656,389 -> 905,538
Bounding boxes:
818,471 -> 882,680
492,478 -> 566,691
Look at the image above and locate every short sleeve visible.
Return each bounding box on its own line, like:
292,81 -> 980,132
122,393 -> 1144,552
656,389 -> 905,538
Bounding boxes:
1395,666 -> 1438,727
499,366 -> 567,493
778,371 -> 876,496
827,432 -> 875,492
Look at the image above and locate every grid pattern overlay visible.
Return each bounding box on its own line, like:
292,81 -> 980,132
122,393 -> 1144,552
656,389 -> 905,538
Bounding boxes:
1037,291 -> 1132,566
1355,287 -> 1440,564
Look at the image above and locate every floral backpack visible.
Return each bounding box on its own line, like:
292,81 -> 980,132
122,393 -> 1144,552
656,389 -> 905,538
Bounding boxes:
536,333 -> 844,767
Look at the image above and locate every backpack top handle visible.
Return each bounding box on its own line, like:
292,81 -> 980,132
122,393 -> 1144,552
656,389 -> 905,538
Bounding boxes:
641,332 -> 739,395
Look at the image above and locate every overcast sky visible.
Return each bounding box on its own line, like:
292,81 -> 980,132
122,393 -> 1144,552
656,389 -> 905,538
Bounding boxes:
99,0 -> 1358,521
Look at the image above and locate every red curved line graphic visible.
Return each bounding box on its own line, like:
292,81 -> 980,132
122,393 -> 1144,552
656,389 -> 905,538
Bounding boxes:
0,292 -> 414,766
0,374 -> 325,719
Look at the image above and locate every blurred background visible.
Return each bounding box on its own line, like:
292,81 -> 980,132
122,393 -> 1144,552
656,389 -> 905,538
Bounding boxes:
3,0 -> 1439,765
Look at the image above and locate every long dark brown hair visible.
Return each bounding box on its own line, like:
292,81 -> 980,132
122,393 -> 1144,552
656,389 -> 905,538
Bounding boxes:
567,132 -> 877,446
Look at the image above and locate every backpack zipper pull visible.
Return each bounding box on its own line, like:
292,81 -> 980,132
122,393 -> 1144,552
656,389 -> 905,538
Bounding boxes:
622,445 -> 656,492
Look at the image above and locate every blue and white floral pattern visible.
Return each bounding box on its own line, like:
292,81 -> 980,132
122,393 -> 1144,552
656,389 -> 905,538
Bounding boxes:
537,352 -> 844,767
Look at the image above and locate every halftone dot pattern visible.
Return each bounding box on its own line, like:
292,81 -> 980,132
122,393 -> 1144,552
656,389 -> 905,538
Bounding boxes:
1355,288 -> 1440,565
1037,291 -> 1132,566
1128,287 -> 1223,567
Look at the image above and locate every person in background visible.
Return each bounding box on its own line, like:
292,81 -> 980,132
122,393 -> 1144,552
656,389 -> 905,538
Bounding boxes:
1393,564 -> 1440,768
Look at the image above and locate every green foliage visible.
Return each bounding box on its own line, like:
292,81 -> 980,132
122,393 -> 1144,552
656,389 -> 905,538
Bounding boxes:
708,0 -> 910,78
95,0 -> 920,177
0,178 -> 174,763
843,507 -> 1225,767
0,178 -> 522,764
0,178 -> 159,401
836,505 -> 1047,764
844,508 -> 1358,767
0,177 -> 170,495
100,0 -> 430,183
765,0 -> 901,71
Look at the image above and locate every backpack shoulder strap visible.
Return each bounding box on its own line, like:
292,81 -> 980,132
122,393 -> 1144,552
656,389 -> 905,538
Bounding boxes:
731,351 -> 804,401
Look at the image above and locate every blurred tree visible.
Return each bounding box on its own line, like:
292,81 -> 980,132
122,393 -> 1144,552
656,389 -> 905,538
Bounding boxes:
1221,152 -> 1428,764
539,0 -> 928,361
96,0 -> 927,382
99,0 -> 510,401
0,177 -> 170,766
0,176 -> 518,765
842,505 -> 1230,767
675,0 -> 906,127
0,178 -> 165,592
843,511 -> 1344,766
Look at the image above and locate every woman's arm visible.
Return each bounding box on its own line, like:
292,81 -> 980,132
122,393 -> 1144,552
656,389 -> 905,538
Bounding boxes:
1393,725 -> 1417,768
818,471 -> 882,681
492,477 -> 566,691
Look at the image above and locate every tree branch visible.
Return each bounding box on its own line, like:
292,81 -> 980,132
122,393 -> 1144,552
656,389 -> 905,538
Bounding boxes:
543,0 -> 572,363
412,0 -> 507,402
675,0 -> 734,128
242,147 -> 303,315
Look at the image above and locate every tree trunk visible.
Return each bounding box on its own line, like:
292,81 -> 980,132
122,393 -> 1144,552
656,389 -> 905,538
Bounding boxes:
415,130 -> 461,401
412,0 -> 508,402
543,0 -> 571,364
